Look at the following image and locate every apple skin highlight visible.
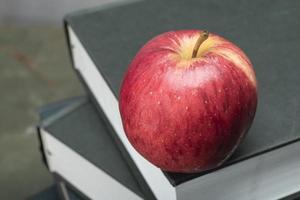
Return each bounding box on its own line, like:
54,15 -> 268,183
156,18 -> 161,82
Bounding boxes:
119,30 -> 257,173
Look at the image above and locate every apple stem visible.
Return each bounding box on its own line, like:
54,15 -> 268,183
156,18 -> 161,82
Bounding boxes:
192,30 -> 209,58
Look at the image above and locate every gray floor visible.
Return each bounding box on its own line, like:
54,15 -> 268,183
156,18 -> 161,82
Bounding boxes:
0,25 -> 84,199
0,1 -> 129,199
0,0 -> 122,25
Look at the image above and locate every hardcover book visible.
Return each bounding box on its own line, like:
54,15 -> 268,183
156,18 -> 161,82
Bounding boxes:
64,0 -> 300,199
28,184 -> 83,200
38,97 -> 148,200
54,172 -> 89,200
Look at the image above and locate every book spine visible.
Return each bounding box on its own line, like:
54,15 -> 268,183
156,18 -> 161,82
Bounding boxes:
36,127 -> 49,169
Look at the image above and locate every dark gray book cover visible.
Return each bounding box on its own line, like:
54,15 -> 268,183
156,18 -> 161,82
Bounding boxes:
28,184 -> 83,200
64,0 -> 300,186
38,97 -> 147,199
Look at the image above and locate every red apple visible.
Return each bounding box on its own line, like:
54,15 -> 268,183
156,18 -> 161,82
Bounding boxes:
119,30 -> 257,173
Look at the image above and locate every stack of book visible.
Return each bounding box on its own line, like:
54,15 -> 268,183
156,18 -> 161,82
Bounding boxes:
35,0 -> 300,199
37,96 -> 145,200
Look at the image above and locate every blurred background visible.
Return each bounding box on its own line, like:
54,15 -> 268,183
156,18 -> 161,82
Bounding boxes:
0,0 -> 127,199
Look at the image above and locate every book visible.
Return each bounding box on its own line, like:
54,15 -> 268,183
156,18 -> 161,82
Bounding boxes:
28,185 -> 63,200
28,183 -> 83,200
53,172 -> 89,200
38,97 -> 148,200
64,1 -> 300,199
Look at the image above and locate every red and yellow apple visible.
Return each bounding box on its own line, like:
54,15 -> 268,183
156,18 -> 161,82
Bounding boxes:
119,30 -> 257,173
